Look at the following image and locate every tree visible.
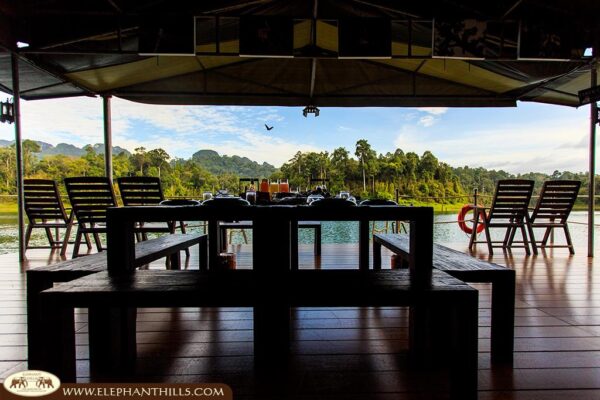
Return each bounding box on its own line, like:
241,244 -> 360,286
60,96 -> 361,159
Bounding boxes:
355,139 -> 375,192
22,139 -> 41,176
330,147 -> 350,191
132,147 -> 147,175
82,145 -> 105,176
419,150 -> 439,180
147,148 -> 170,178
0,147 -> 15,193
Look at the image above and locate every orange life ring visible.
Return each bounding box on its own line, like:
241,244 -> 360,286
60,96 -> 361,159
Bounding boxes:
457,204 -> 485,235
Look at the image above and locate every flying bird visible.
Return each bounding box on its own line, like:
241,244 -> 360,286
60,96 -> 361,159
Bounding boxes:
265,124 -> 274,131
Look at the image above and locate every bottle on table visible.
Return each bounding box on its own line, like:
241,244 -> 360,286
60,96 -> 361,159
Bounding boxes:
269,180 -> 279,194
279,179 -> 289,193
259,179 -> 269,193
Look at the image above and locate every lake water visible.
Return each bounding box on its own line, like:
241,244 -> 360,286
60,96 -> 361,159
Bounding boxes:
1,211 -> 598,255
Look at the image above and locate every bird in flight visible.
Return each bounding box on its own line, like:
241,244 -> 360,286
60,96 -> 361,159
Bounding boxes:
265,124 -> 274,131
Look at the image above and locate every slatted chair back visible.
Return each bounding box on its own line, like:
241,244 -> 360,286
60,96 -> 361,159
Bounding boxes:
64,177 -> 117,227
117,176 -> 164,206
530,180 -> 581,224
487,179 -> 535,223
24,179 -> 69,223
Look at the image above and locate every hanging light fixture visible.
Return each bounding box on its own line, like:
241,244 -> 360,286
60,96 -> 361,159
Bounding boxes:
303,104 -> 320,117
0,99 -> 14,124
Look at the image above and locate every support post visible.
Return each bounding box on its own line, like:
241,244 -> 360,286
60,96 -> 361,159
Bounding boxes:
103,95 -> 113,182
11,53 -> 25,261
589,57 -> 597,257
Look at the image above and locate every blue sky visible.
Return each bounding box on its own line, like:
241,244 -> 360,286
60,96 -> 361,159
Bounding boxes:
0,96 -> 593,174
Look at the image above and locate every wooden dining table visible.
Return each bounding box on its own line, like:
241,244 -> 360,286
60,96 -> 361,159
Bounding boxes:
106,204 -> 434,280
104,204 -> 435,369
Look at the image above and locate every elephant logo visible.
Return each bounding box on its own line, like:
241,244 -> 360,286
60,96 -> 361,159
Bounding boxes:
3,370 -> 60,397
9,377 -> 28,389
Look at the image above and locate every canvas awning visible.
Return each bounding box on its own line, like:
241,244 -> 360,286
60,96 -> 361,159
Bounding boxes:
0,0 -> 598,108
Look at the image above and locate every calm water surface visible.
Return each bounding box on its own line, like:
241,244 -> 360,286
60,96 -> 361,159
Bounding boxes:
1,211 -> 598,255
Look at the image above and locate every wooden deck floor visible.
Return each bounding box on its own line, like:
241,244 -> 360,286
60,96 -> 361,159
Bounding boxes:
1,240 -> 600,399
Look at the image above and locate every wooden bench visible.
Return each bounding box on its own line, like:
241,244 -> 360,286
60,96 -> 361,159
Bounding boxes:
39,269 -> 478,400
26,233 -> 207,369
373,233 -> 515,364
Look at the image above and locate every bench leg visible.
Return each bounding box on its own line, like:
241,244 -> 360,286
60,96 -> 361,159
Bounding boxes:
41,297 -> 76,382
168,252 -> 181,270
89,306 -> 137,380
490,274 -> 515,364
27,275 -> 53,370
452,292 -> 479,400
409,292 -> 478,400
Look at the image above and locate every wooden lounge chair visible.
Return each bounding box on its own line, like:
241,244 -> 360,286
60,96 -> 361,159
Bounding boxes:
117,176 -> 187,235
469,179 -> 535,255
524,180 -> 581,255
64,176 -> 117,258
117,176 -> 192,258
23,179 -> 78,256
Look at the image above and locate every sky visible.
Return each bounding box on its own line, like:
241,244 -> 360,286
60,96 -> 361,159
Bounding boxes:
0,96 -> 594,174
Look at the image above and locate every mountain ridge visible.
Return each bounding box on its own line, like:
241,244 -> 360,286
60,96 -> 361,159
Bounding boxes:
0,140 -> 131,157
191,149 -> 276,177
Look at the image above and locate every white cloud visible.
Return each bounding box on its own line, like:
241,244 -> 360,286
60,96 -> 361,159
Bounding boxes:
0,97 -> 319,166
418,115 -> 437,127
394,117 -> 592,173
413,107 -> 448,127
416,107 -> 449,116
0,97 -> 105,145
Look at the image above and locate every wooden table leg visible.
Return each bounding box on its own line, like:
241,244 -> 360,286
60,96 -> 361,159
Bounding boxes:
314,225 -> 321,256
373,239 -> 382,270
208,220 -> 219,270
199,235 -> 208,271
252,217 -> 291,370
359,220 -> 369,271
290,221 -> 299,271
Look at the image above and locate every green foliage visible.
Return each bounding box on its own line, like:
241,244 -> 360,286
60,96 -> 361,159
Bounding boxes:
0,140 -> 589,206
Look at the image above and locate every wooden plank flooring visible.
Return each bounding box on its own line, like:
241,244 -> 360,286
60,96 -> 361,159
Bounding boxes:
1,240 -> 600,399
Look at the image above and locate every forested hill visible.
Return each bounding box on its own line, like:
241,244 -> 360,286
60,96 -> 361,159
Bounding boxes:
0,140 -> 130,157
0,138 -> 590,203
192,149 -> 276,177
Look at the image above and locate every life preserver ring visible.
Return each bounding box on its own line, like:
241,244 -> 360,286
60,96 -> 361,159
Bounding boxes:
457,204 -> 485,235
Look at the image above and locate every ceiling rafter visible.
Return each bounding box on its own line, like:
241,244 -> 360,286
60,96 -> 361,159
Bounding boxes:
363,59 -> 500,95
